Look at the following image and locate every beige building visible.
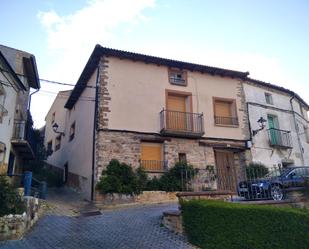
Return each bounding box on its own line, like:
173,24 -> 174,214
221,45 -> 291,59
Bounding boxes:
46,45 -> 254,200
0,45 -> 40,175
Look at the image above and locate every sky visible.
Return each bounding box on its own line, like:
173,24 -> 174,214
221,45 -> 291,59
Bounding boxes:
1,0 -> 309,128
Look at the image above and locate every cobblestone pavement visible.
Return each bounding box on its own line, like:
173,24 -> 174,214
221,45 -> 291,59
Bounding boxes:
0,204 -> 197,249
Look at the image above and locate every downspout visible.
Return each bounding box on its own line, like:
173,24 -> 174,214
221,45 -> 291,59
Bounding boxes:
28,88 -> 40,110
289,94 -> 304,165
91,66 -> 100,201
246,102 -> 253,142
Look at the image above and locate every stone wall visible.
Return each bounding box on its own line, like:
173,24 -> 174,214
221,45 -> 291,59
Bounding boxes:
94,190 -> 177,205
95,130 -> 214,180
0,196 -> 41,241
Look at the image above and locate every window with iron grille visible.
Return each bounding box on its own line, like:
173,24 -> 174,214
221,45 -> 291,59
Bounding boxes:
168,69 -> 187,86
213,97 -> 239,126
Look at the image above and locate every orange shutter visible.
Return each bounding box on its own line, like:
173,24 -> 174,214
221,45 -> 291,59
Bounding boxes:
215,101 -> 232,117
167,95 -> 186,112
141,143 -> 162,171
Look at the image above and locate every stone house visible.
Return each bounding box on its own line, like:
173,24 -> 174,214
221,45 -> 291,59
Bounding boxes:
244,78 -> 309,167
45,45 -> 253,200
0,45 -> 40,175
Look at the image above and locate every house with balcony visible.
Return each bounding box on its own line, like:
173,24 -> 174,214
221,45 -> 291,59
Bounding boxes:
45,45 -> 254,200
244,78 -> 309,167
0,45 -> 40,175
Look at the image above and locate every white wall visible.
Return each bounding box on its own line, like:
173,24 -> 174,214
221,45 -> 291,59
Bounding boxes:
45,70 -> 96,199
0,73 -> 18,171
244,82 -> 309,167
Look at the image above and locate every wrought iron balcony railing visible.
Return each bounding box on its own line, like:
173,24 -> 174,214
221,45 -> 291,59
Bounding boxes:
11,119 -> 36,159
160,109 -> 204,137
140,160 -> 167,172
214,116 -> 239,126
268,128 -> 292,148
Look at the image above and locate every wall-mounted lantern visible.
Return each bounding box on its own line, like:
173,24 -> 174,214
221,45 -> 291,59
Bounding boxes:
252,117 -> 267,136
52,122 -> 65,136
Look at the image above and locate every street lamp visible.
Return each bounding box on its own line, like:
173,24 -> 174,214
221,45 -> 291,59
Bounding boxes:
52,122 -> 65,136
252,117 -> 267,136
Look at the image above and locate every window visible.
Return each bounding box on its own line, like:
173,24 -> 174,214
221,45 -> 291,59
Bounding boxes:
55,135 -> 61,151
51,112 -> 55,124
304,126 -> 309,143
47,140 -> 53,153
299,103 -> 304,117
213,97 -> 238,126
69,122 -> 75,141
265,93 -> 273,105
178,153 -> 187,163
168,69 -> 187,86
140,142 -> 164,171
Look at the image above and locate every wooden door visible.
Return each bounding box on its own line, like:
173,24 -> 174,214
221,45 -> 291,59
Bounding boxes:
268,115 -> 280,145
215,150 -> 237,191
167,95 -> 187,130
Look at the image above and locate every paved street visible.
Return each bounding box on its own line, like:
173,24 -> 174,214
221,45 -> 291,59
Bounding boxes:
0,203 -> 196,249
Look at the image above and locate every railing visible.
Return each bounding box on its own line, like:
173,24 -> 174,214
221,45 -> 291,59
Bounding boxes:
214,116 -> 239,126
12,119 -> 36,154
140,160 -> 167,172
268,128 -> 292,148
160,109 -> 204,137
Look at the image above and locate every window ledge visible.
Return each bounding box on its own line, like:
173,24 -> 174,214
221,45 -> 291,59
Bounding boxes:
214,124 -> 239,128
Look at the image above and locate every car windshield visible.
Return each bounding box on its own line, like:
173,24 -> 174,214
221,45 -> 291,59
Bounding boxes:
264,168 -> 291,178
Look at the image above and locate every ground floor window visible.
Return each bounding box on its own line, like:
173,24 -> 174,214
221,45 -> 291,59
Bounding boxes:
140,142 -> 164,172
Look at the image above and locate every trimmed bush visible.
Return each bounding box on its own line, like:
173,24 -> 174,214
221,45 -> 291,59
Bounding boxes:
96,159 -> 143,195
0,175 -> 25,216
246,162 -> 269,179
145,161 -> 197,192
181,200 -> 309,249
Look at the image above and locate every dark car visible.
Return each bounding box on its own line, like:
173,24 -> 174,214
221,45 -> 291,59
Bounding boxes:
237,166 -> 309,200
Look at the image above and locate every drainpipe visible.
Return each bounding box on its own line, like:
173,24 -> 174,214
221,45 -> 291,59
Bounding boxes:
289,94 -> 304,166
91,66 -> 100,201
28,88 -> 40,110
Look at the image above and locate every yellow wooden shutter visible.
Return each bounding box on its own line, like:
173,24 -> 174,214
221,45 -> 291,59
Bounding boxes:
141,143 -> 162,171
141,143 -> 162,161
167,95 -> 186,112
215,101 -> 232,117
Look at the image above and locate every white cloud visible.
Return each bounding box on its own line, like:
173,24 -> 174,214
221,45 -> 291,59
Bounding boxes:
37,0 -> 155,82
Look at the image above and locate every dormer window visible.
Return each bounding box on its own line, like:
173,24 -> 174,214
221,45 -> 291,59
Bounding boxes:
168,69 -> 187,86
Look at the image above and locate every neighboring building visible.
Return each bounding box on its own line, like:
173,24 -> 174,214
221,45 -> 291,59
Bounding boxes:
45,45 -> 253,200
244,78 -> 309,167
0,45 -> 40,175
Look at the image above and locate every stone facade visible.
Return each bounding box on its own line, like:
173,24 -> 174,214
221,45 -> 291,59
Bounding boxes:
95,130 -> 250,193
0,196 -> 41,241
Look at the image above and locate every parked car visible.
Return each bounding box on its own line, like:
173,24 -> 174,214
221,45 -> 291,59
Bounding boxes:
237,166 -> 309,200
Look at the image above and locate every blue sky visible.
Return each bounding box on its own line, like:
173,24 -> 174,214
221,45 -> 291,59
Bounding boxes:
1,0 -> 309,127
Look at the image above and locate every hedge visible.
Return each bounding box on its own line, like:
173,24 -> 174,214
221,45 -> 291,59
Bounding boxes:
181,200 -> 309,249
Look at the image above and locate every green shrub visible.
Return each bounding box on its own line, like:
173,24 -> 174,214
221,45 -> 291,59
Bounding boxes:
96,159 -> 141,195
246,162 -> 269,179
0,175 -> 25,216
181,200 -> 309,249
145,161 -> 197,192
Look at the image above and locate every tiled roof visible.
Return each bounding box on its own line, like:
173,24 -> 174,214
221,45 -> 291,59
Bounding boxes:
65,45 -> 249,109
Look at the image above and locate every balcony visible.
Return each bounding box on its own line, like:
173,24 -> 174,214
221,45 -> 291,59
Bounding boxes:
160,109 -> 204,138
268,128 -> 292,148
214,116 -> 239,126
11,120 -> 35,159
140,160 -> 168,172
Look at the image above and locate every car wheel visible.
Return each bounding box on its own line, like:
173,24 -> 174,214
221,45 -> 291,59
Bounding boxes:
271,185 -> 284,201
